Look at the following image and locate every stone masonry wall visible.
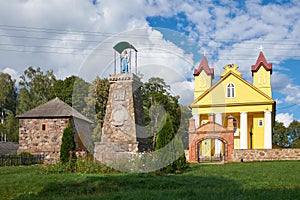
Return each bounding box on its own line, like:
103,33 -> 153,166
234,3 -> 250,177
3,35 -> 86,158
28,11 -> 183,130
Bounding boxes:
232,149 -> 300,162
18,118 -> 69,163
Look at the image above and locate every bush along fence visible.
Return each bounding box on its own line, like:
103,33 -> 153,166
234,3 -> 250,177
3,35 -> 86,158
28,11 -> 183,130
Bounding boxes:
0,154 -> 44,166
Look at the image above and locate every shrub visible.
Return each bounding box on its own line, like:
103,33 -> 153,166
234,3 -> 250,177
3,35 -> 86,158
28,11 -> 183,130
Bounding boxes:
60,122 -> 76,163
155,114 -> 187,173
43,153 -> 116,174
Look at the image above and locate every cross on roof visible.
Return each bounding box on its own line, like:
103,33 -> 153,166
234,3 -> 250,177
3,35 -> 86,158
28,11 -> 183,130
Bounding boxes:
259,45 -> 264,52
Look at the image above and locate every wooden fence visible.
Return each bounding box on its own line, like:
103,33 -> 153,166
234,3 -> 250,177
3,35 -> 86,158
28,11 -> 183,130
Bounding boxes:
0,155 -> 44,166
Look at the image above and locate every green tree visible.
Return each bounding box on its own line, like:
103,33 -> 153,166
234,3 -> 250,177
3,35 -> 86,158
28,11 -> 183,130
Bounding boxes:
273,121 -> 290,147
51,75 -> 90,113
0,73 -> 18,142
288,120 -> 300,148
0,72 -> 17,118
155,114 -> 186,173
3,110 -> 19,142
60,122 -> 76,163
83,77 -> 109,141
142,77 -> 181,149
17,67 -> 56,114
178,105 -> 192,149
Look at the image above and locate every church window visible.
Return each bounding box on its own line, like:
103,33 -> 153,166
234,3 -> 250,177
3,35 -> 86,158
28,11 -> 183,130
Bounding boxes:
226,83 -> 235,98
258,119 -> 263,127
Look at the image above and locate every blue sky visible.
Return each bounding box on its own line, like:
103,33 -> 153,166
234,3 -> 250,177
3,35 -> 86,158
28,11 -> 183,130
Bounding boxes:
0,0 -> 300,126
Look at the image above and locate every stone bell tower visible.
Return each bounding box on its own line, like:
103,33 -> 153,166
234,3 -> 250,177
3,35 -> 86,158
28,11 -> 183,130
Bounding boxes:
94,42 -> 149,163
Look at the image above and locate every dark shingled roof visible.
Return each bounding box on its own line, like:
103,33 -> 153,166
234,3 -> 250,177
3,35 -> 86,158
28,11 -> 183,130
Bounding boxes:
17,97 -> 93,123
0,142 -> 18,155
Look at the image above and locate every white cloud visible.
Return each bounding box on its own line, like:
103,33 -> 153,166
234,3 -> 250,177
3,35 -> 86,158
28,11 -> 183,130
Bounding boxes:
276,113 -> 294,127
0,0 -> 300,112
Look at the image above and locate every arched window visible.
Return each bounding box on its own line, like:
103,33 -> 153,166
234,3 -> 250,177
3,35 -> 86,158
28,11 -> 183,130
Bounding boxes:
226,83 -> 235,98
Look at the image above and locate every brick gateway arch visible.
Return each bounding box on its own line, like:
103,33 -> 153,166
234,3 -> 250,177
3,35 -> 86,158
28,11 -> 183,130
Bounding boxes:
188,114 -> 235,162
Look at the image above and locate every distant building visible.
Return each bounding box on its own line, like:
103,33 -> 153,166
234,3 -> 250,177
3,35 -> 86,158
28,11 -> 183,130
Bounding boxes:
17,97 -> 93,163
189,51 -> 275,162
0,142 -> 18,155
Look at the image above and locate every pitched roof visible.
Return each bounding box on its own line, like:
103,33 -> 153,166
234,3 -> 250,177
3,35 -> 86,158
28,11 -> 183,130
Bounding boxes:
251,51 -> 272,75
17,97 -> 93,123
0,142 -> 18,155
193,56 -> 214,78
190,70 -> 274,108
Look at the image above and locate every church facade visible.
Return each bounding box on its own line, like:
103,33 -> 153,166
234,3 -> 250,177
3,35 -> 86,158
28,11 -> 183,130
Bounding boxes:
188,51 -> 276,162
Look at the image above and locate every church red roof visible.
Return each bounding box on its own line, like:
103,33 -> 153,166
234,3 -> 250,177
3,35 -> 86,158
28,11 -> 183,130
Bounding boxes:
251,51 -> 272,75
193,56 -> 214,78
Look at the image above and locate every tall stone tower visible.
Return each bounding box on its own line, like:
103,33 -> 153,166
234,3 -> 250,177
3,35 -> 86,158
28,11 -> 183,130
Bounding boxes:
94,42 -> 149,164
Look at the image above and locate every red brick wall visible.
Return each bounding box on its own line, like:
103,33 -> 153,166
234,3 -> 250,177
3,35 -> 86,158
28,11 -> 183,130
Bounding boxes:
189,133 -> 234,162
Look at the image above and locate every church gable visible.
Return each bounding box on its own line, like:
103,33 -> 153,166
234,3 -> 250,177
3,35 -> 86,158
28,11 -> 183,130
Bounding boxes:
191,71 -> 273,107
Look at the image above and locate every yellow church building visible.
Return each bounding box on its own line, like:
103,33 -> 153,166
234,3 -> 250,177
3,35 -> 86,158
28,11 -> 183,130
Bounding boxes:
188,50 -> 275,162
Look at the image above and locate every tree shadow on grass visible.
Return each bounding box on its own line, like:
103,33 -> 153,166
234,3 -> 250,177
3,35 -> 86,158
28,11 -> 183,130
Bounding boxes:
15,169 -> 300,200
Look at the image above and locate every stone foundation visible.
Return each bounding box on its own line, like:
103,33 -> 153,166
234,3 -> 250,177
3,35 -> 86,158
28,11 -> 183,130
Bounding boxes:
232,148 -> 300,162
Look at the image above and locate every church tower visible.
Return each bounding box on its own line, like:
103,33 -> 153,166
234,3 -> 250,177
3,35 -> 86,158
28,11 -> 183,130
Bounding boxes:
251,50 -> 273,97
193,56 -> 214,99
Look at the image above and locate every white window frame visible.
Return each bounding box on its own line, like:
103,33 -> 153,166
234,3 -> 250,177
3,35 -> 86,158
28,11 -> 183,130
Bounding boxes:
226,82 -> 236,98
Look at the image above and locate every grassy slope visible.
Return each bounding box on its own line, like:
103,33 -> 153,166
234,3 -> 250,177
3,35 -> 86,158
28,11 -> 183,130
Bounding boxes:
0,161 -> 300,200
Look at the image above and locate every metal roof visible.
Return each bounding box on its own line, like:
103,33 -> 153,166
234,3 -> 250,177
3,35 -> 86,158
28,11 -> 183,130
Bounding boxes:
113,41 -> 137,54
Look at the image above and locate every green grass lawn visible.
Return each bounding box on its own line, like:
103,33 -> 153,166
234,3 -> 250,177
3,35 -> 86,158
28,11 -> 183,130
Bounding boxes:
1,161 -> 300,200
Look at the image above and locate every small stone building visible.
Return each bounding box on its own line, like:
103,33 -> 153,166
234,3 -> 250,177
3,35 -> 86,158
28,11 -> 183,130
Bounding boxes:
17,97 -> 93,163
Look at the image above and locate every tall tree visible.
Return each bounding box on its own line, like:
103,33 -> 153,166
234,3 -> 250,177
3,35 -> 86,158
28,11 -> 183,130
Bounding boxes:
83,76 -> 109,141
0,73 -> 17,142
288,120 -> 300,148
17,67 -> 56,114
273,121 -> 290,147
142,77 -> 181,149
155,114 -> 187,173
3,110 -> 19,142
0,72 -> 17,118
51,75 -> 90,113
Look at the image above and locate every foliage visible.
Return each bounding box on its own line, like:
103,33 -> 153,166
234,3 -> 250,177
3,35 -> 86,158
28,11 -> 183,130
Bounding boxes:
273,121 -> 290,147
1,161 -> 300,199
0,72 -> 17,116
155,114 -> 187,173
18,152 -> 34,157
178,105 -> 192,149
142,77 -> 181,149
43,154 -> 116,174
51,75 -> 90,113
288,120 -> 300,147
84,76 -> 109,126
17,66 -> 57,114
2,110 -> 19,142
60,122 -> 76,163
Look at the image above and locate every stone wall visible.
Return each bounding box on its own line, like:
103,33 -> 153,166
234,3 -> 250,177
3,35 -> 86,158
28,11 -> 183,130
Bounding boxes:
18,118 -> 70,163
232,149 -> 300,162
